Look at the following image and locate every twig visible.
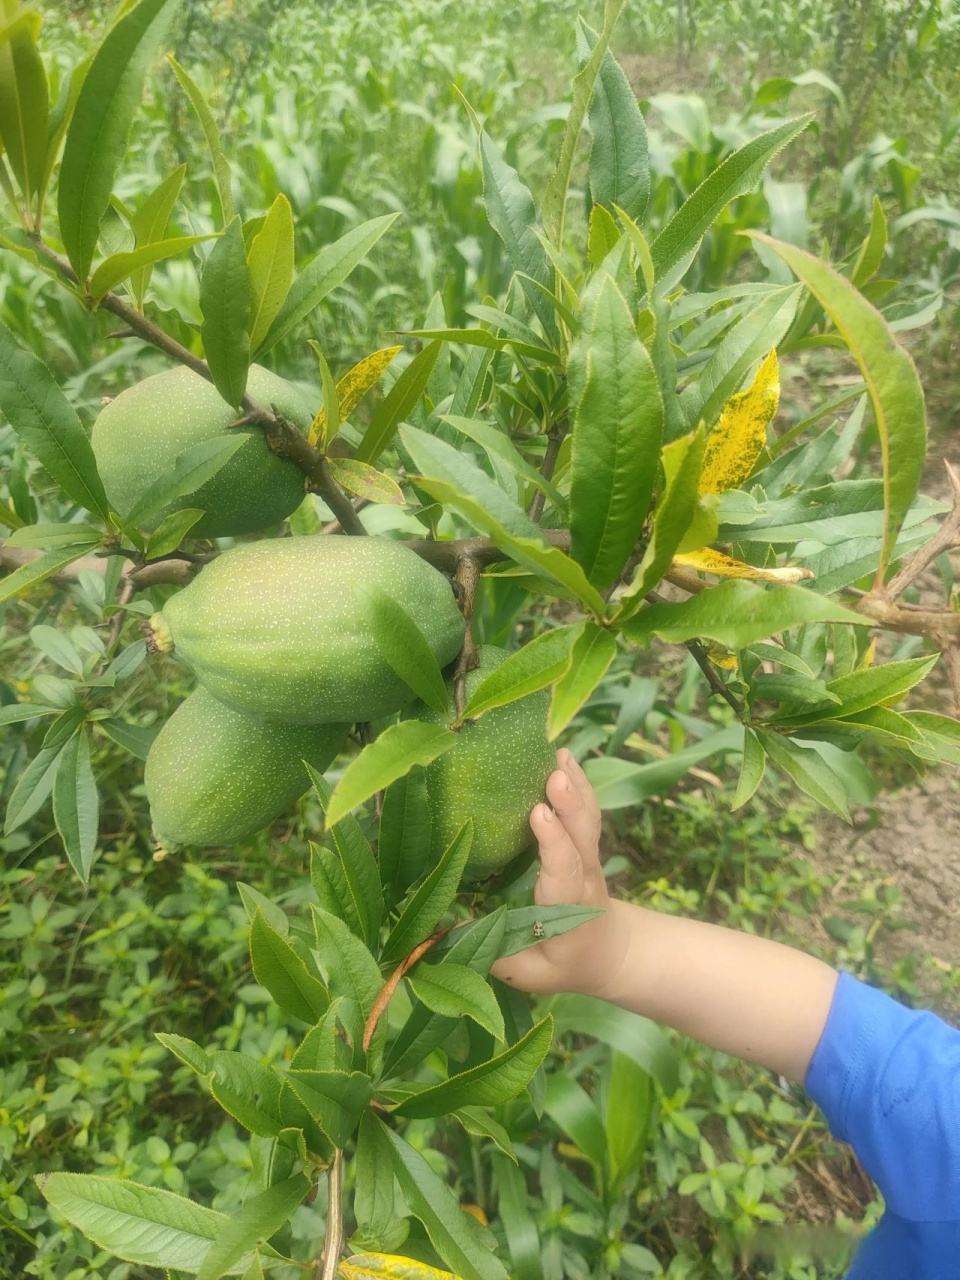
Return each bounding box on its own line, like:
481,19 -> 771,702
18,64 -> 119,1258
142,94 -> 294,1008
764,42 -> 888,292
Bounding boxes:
318,1150 -> 343,1280
878,459 -> 960,599
321,498 -> 370,535
453,555 -> 481,718
528,420 -> 566,524
362,926 -> 452,1054
647,589 -> 746,716
101,579 -> 134,664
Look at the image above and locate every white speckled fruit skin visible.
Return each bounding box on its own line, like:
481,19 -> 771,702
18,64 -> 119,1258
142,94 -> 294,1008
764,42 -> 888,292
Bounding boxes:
91,364 -> 311,537
145,685 -> 348,848
158,536 -> 466,724
412,645 -> 555,877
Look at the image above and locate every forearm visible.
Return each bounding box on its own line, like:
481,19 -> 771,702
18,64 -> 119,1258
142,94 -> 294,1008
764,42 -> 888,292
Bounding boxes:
597,900 -> 839,1083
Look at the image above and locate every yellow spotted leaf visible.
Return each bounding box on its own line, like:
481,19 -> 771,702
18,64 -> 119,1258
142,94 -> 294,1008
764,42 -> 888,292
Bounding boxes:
327,458 -> 404,505
673,547 -> 814,583
699,348 -> 779,495
309,346 -> 401,446
706,642 -> 739,670
339,1255 -> 463,1280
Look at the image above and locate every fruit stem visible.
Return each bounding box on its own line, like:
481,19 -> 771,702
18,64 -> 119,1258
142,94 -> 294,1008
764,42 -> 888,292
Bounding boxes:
453,554 -> 481,719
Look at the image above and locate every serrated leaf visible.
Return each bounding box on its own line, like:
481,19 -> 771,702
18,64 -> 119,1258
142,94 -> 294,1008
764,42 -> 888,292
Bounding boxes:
650,115 -> 812,285
569,275 -> 663,588
355,342 -> 441,465
748,233 -> 927,579
200,215 -> 250,409
310,844 -> 363,938
548,622 -> 616,740
461,626 -> 579,721
394,1016 -> 553,1118
52,729 -> 98,881
354,584 -> 450,717
0,4 -> 48,209
89,235 -> 213,303
439,415 -> 566,513
127,163 -> 186,305
124,432 -> 245,529
775,654 -> 940,726
4,732 -> 74,835
328,458 -> 403,505
851,195 -> 887,287
308,346 -> 400,447
95,717 -> 157,761
167,54 -> 234,223
545,992 -> 678,1093
623,580 -> 864,650
196,1175 -> 307,1280
699,348 -> 779,494
732,728 -> 766,809
0,319 -> 109,519
144,508 -> 205,559
256,213 -> 398,358
377,1121 -> 509,1280
246,193 -> 294,350
36,1173 -> 236,1273
249,909 -> 328,1024
309,768 -> 384,947
285,1070 -> 372,1148
407,962 -> 504,1040
310,904 -> 383,1046
753,730 -> 849,818
577,17 -> 649,221
583,725 -> 744,810
209,1051 -> 282,1139
495,905 -> 607,960
352,1114 -> 402,1250
380,821 -> 473,967
58,0 -> 180,281
326,723 -> 455,828
155,1031 -> 211,1077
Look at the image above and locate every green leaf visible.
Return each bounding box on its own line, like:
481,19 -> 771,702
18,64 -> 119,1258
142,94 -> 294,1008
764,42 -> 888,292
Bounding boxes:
326,723 -> 455,829
478,129 -> 557,341
569,275 -> 663,588
545,992 -> 678,1093
209,1051 -> 282,1139
410,473 -> 608,617
542,0 -> 625,245
378,768 -> 432,901
851,195 -> 887,287
30,623 -> 84,674
144,508 -> 205,559
408,961 -> 505,1040
0,4 -> 48,209
748,233 -> 927,578
456,1108 -> 516,1163
127,163 -> 186,305
0,319 -> 109,519
284,1070 -> 372,1147
310,769 -> 384,947
167,54 -> 235,223
353,1113 -> 402,1246
52,729 -> 98,881
256,213 -> 398,358
495,905 -> 606,959
155,1031 -> 211,1077
88,235 -> 213,303
354,584 -> 450,718
623,580 -> 864,649
753,730 -> 849,818
543,1073 -> 608,1170
4,734 -> 73,835
355,342 -> 441,465
461,626 -> 579,720
247,194 -> 295,351
328,458 -> 403,505
577,17 -> 649,221
583,726 -> 744,810
548,622 -> 617,740
58,0 -> 180,282
378,1121 -> 509,1280
615,427 -> 706,619
439,414 -> 566,513
249,909 -> 328,1024
310,905 -> 383,1045
124,433 -> 246,529
0,702 -> 60,726
650,115 -> 812,286
96,717 -> 158,761
393,1016 -> 553,1118
380,821 -> 473,967
488,1153 -> 538,1279
732,728 -> 766,809
196,1176 -> 308,1280
6,522 -> 100,550
775,654 -> 940,726
310,844 -> 363,937
307,339 -> 340,451
36,1173 -> 235,1274
200,215 -> 250,409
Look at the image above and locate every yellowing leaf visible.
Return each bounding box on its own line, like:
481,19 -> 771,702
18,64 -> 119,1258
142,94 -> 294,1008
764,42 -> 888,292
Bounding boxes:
327,458 -> 404,505
673,548 -> 814,583
699,348 -> 779,495
461,1204 -> 489,1227
706,642 -> 739,670
309,346 -> 401,446
339,1254 -> 464,1280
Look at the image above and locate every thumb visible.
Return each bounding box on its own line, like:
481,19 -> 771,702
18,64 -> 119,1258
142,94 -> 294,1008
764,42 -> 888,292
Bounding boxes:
532,800 -> 585,906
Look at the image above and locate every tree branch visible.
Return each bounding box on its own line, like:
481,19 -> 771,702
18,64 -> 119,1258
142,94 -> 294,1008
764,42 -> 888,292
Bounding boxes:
648,589 -> 746,716
528,419 -> 566,524
318,1150 -> 343,1280
453,554 -> 481,718
878,459 -> 960,600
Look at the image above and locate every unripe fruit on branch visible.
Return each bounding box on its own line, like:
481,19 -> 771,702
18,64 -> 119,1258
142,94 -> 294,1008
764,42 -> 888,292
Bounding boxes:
145,685 -> 348,850
92,364 -> 312,537
411,645 -> 555,877
147,536 -> 465,724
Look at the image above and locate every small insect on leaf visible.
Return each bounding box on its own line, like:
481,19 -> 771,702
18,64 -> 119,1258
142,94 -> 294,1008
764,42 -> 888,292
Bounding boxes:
699,348 -> 779,495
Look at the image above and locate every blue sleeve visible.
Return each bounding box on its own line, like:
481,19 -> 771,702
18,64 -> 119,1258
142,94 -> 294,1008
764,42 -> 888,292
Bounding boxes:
804,970 -> 960,1222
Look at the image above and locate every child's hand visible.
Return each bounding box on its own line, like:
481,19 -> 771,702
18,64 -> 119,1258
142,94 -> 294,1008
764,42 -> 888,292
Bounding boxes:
491,747 -> 631,998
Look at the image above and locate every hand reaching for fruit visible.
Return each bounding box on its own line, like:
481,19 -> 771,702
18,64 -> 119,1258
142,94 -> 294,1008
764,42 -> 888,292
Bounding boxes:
491,748 -> 634,999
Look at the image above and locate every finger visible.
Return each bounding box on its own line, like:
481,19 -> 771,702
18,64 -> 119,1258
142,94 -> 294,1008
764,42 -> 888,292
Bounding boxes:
546,749 -> 602,871
531,801 -> 585,905
491,947 -> 556,994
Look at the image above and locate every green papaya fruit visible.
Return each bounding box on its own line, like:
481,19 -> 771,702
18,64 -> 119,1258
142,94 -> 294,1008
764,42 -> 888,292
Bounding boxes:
148,536 -> 465,725
145,685 -> 348,849
91,364 -> 313,537
411,645 -> 556,877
